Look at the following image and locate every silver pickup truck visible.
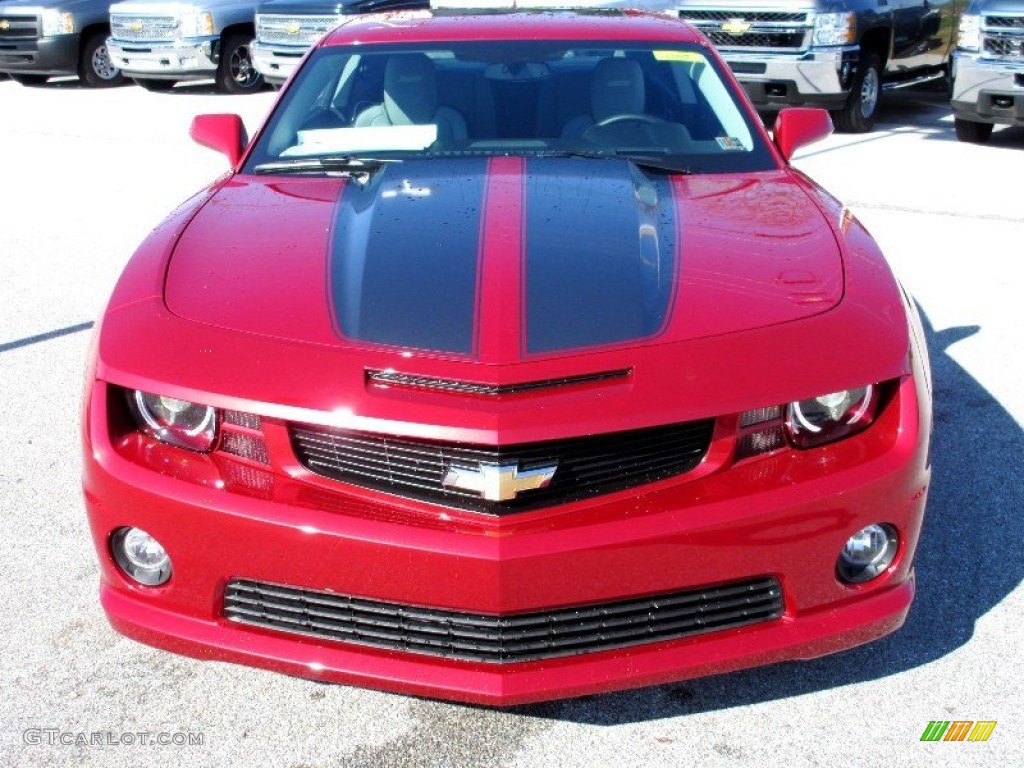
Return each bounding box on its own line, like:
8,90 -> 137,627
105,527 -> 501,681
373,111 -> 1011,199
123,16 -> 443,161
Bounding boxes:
106,0 -> 262,92
677,0 -> 964,132
952,0 -> 1024,141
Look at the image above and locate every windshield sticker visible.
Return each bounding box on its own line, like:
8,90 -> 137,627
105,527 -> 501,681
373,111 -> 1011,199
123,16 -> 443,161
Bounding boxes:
715,136 -> 746,151
653,50 -> 707,63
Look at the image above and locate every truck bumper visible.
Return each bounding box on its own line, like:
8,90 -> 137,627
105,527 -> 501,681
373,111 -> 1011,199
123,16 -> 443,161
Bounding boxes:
106,37 -> 218,80
721,46 -> 858,110
251,40 -> 304,85
0,34 -> 78,76
952,52 -> 1024,127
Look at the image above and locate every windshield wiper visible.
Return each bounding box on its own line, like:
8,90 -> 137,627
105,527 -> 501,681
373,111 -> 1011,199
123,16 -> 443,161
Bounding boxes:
252,156 -> 399,178
533,150 -> 694,175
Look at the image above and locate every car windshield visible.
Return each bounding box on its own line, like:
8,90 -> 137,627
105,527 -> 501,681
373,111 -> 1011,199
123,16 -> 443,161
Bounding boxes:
245,39 -> 776,174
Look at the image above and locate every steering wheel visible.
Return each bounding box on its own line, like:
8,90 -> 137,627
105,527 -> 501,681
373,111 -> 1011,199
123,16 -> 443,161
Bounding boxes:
594,113 -> 664,128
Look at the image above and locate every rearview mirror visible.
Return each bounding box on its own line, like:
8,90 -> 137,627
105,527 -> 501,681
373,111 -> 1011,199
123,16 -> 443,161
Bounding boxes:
190,114 -> 248,168
773,108 -> 833,162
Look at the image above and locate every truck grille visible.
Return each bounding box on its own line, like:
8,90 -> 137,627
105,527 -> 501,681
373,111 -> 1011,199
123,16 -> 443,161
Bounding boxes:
290,419 -> 715,514
256,14 -> 343,46
223,576 -> 785,664
681,10 -> 808,24
0,14 -> 38,39
110,15 -> 178,42
680,8 -> 812,52
983,16 -> 1024,61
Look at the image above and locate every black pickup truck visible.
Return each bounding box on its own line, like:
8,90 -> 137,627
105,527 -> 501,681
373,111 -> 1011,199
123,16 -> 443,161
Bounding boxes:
0,0 -> 121,86
678,0 -> 964,132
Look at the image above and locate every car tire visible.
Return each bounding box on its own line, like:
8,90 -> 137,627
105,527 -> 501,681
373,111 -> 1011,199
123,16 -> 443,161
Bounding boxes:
831,51 -> 883,133
133,78 -> 176,92
79,32 -> 123,88
10,74 -> 49,86
216,33 -> 263,94
954,118 -> 994,144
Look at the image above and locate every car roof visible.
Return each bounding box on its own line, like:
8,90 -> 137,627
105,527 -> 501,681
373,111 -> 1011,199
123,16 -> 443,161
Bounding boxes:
320,10 -> 708,48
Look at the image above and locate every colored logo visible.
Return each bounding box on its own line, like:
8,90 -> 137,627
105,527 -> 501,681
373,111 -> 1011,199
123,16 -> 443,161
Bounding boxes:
721,19 -> 752,36
130,21 -> 143,31
442,461 -> 558,502
286,22 -> 301,35
920,721 -> 997,742
0,20 -> 10,31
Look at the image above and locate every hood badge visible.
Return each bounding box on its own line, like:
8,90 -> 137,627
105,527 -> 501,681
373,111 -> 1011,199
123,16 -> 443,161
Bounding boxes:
443,461 -> 558,502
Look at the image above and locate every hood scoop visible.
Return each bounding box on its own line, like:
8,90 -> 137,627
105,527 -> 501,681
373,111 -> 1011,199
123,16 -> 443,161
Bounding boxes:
366,368 -> 632,397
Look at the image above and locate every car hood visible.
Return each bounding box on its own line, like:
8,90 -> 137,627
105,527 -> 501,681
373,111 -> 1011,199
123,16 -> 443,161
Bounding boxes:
165,158 -> 842,364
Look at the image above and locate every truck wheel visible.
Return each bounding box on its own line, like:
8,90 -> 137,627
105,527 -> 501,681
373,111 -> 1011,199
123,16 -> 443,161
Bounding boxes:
79,32 -> 123,88
10,74 -> 49,86
831,52 -> 883,133
954,118 -> 994,144
216,33 -> 263,94
133,78 -> 176,92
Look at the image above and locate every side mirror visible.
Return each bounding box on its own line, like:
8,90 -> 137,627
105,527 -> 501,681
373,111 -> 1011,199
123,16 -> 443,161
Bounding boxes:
189,114 -> 248,168
773,108 -> 833,162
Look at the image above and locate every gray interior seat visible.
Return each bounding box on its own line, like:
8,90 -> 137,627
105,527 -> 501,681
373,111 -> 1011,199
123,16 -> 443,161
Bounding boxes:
354,54 -> 468,142
561,58 -> 647,139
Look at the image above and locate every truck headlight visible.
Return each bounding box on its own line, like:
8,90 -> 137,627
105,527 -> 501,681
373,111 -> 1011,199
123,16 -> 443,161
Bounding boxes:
957,14 -> 981,52
40,9 -> 75,36
179,9 -> 215,37
812,12 -> 856,46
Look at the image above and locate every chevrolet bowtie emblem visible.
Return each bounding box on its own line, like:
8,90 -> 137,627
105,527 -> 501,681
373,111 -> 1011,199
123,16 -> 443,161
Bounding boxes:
721,18 -> 752,35
0,20 -> 10,31
442,461 -> 558,502
286,22 -> 301,34
130,21 -> 143,31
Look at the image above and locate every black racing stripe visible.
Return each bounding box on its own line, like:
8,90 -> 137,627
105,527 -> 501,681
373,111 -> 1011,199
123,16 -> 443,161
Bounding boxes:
330,158 -> 488,355
523,158 -> 678,355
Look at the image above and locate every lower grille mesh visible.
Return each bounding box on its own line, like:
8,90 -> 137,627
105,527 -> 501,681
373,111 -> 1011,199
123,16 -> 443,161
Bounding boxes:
223,577 -> 784,664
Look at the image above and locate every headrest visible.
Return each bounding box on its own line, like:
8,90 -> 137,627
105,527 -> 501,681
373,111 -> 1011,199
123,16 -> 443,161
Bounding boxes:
590,58 -> 645,122
384,54 -> 439,125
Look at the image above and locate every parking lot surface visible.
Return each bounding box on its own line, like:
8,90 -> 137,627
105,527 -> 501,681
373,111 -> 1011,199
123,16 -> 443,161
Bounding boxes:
1,79 -> 1022,767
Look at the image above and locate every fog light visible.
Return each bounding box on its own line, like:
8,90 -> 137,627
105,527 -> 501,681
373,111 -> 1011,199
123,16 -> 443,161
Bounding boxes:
112,527 -> 172,586
837,523 -> 898,584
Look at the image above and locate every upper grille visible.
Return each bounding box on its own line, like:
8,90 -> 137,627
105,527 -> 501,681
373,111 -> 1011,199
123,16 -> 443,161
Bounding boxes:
984,36 -> 1024,58
223,576 -> 784,663
680,10 -> 809,24
290,420 -> 715,514
704,30 -> 807,49
986,16 -> 1024,30
256,14 -> 343,46
110,15 -> 178,41
0,14 -> 38,38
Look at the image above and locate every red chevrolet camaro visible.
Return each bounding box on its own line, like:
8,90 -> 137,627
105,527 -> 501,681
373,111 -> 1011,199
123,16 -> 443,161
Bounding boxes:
82,6 -> 933,706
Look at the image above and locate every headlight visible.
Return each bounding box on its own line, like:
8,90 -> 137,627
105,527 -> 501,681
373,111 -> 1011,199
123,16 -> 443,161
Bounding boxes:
957,14 -> 981,52
127,390 -> 218,452
179,9 -> 215,38
40,9 -> 75,36
812,12 -> 856,46
785,384 -> 878,449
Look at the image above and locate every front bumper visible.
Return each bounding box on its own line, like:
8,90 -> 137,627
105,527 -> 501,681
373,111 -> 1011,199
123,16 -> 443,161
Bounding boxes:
722,46 -> 857,109
250,40 -> 304,85
83,364 -> 931,705
106,37 -> 217,80
0,33 -> 78,76
952,52 -> 1024,127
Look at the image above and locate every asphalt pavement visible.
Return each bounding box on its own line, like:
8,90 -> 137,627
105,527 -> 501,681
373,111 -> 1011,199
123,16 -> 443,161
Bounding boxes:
0,78 -> 1021,768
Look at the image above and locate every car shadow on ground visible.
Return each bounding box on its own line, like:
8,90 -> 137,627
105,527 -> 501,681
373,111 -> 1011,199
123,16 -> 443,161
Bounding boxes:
503,308 -> 1023,725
